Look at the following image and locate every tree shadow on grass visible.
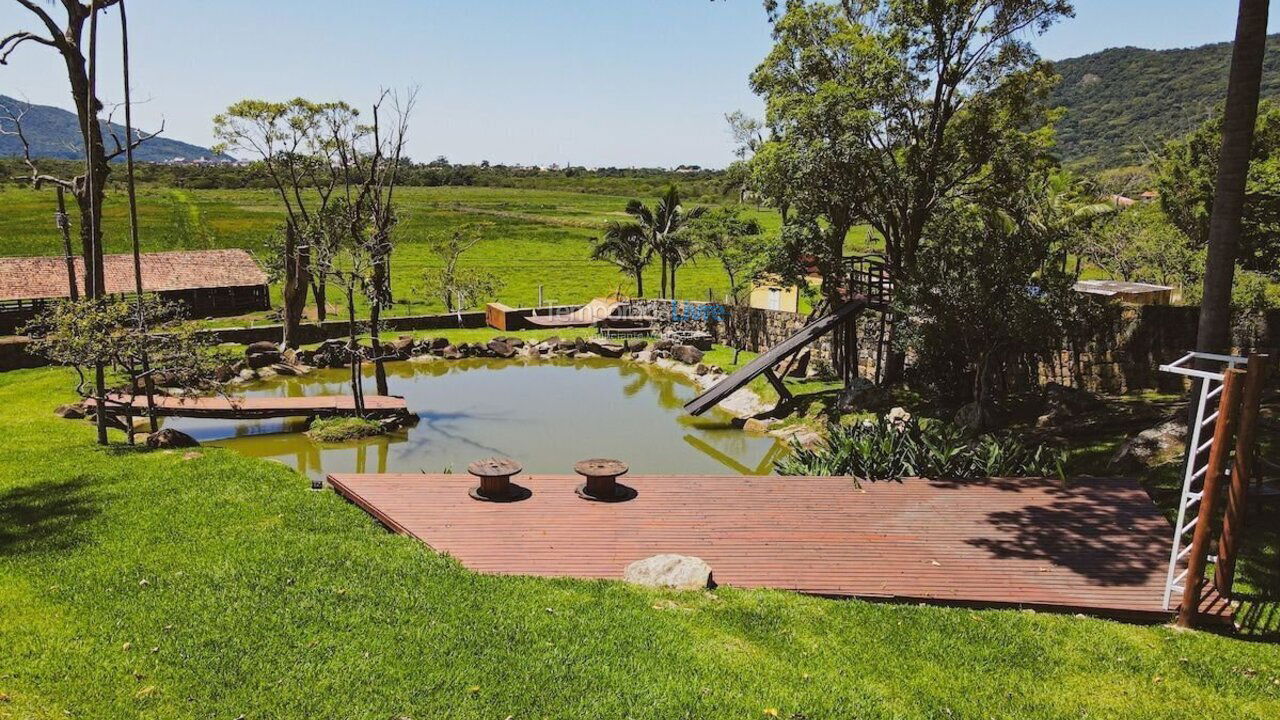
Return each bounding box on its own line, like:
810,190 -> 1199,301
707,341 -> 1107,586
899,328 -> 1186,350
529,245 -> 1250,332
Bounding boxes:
0,475 -> 101,556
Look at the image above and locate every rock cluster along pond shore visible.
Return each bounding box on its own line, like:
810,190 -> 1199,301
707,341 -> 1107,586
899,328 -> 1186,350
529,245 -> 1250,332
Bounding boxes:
214,334 -> 783,428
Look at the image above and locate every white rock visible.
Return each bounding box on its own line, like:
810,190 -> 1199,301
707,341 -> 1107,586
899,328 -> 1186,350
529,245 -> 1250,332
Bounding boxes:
623,554 -> 713,590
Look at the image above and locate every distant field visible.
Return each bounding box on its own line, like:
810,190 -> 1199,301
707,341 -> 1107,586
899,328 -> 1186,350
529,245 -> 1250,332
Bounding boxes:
0,185 -> 881,324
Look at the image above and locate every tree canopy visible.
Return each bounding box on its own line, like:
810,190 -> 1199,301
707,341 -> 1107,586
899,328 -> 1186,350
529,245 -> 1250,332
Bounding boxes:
1157,100 -> 1280,278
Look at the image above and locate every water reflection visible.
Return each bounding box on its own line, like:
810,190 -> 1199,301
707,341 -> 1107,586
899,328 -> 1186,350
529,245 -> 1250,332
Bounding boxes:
161,356 -> 787,482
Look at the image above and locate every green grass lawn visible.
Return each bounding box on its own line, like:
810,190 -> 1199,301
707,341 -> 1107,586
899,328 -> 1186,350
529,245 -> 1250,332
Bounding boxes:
0,185 -> 877,327
2,367 -> 1279,719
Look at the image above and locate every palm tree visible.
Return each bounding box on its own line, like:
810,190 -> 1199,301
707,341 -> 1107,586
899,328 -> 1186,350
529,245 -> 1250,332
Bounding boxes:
592,221 -> 651,296
1197,0 -> 1269,356
622,185 -> 707,298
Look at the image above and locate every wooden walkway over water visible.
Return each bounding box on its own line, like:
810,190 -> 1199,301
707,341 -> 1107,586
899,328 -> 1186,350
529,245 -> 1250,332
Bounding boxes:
87,392 -> 410,420
328,472 -> 1234,622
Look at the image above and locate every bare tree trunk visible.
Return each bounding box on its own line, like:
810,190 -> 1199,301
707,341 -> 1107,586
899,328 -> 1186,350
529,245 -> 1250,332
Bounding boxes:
281,225 -> 309,347
55,187 -> 79,300
370,253 -> 390,396
634,269 -> 643,297
1196,0 -> 1270,356
346,288 -> 365,415
119,0 -> 157,433
312,278 -> 327,322
659,256 -> 668,298
84,2 -> 107,446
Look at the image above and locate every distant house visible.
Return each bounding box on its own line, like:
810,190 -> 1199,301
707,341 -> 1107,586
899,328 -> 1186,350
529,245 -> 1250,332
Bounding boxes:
1106,194 -> 1137,208
1139,190 -> 1159,203
0,249 -> 270,334
1073,279 -> 1173,305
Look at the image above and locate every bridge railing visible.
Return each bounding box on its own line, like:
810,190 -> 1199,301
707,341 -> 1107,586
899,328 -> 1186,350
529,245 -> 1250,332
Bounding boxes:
846,253 -> 892,309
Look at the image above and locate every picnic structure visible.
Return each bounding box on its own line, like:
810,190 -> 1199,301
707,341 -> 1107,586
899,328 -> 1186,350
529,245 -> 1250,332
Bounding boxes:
0,249 -> 270,334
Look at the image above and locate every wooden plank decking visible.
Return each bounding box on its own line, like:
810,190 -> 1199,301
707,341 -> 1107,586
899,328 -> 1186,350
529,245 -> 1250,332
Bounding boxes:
87,392 -> 410,419
328,473 -> 1233,621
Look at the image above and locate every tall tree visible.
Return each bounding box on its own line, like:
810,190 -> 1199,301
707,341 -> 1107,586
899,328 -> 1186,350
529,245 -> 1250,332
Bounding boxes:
323,89 -> 416,397
621,185 -> 706,298
213,99 -> 344,346
592,221 -> 652,296
1196,0 -> 1270,356
1158,101 -> 1280,279
750,0 -> 1070,381
2,0 -> 161,444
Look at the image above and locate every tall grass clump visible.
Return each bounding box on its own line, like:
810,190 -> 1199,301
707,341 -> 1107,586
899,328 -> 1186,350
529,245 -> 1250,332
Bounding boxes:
306,416 -> 386,443
776,411 -> 1063,482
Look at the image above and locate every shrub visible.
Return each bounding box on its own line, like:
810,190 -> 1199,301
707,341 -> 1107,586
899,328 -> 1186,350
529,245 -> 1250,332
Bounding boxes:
306,417 -> 386,443
775,412 -> 1063,482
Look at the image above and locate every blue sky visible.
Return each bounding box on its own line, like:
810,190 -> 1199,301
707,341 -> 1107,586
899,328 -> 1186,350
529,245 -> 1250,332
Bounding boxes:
0,0 -> 1275,168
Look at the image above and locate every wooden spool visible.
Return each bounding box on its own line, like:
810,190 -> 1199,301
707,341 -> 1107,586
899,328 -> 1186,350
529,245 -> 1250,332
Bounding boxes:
467,457 -> 529,502
574,458 -> 635,502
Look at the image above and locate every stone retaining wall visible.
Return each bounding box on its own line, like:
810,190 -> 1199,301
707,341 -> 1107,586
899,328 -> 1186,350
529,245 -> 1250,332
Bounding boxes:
6,297 -> 1277,394
0,310 -> 490,372
632,298 -> 1279,394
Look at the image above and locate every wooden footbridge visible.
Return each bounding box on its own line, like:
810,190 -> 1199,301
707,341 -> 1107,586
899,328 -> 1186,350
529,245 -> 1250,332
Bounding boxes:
86,392 -> 412,421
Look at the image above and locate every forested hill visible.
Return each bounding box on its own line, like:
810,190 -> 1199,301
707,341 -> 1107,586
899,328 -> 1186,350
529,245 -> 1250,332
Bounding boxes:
1049,35 -> 1280,168
0,95 -> 230,163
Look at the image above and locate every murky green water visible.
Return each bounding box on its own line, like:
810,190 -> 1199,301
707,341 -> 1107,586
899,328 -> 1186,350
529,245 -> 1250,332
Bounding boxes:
161,356 -> 787,481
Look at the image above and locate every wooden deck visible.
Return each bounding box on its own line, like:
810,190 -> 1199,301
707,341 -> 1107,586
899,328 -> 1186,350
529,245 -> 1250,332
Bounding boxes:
87,392 -> 410,420
328,473 -> 1234,622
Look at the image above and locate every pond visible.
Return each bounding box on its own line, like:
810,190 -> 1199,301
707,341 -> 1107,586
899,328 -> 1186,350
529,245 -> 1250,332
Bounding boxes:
162,356 -> 788,482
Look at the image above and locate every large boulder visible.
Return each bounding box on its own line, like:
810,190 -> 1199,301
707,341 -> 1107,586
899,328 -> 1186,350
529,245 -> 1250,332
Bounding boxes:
145,428 -> 200,449
671,344 -> 704,366
953,401 -> 993,431
388,336 -> 416,358
246,350 -> 281,369
269,363 -> 304,377
589,341 -> 625,358
652,338 -> 675,352
53,403 -> 85,420
487,339 -> 518,358
1110,419 -> 1187,472
439,344 -> 463,360
245,340 -> 278,356
625,339 -> 648,353
1037,383 -> 1106,427
622,554 -> 714,591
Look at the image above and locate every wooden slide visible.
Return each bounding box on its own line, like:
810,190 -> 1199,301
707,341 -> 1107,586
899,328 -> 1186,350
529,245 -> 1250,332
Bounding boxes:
683,299 -> 867,416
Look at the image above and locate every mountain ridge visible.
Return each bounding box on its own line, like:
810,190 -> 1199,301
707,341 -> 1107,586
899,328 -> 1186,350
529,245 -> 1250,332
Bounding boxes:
0,94 -> 230,164
1047,34 -> 1280,168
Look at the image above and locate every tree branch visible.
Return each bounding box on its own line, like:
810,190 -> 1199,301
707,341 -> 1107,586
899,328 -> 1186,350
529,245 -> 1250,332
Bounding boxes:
0,100 -> 75,190
103,118 -> 165,162
0,30 -> 56,64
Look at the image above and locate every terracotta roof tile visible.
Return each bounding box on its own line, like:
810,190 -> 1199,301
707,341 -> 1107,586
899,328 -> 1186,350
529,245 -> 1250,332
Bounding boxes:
0,249 -> 268,301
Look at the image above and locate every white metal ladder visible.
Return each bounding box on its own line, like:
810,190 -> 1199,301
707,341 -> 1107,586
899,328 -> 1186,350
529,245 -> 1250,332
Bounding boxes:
1158,351 -> 1247,610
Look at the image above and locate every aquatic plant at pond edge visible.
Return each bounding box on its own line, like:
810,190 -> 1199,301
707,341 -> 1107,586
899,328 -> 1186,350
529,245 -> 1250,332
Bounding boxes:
776,412 -> 1064,482
306,416 -> 386,443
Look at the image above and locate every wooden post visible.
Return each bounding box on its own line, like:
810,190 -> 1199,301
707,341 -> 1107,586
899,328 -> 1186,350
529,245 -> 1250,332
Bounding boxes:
1178,367 -> 1245,628
1215,353 -> 1269,596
